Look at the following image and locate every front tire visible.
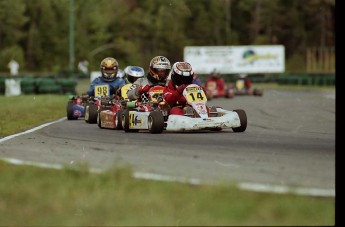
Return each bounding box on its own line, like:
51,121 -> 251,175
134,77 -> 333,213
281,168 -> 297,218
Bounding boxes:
148,111 -> 164,134
87,103 -> 98,124
232,109 -> 247,132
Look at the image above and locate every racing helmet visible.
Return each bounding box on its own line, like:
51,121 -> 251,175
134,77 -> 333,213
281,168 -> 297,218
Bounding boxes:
170,62 -> 194,87
100,57 -> 119,81
124,66 -> 145,83
147,56 -> 171,83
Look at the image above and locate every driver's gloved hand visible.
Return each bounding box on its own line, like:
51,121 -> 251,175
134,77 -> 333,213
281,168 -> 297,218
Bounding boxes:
177,96 -> 187,105
138,84 -> 150,94
176,84 -> 188,94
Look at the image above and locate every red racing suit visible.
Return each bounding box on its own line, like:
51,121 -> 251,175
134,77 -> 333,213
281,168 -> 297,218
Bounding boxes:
163,80 -> 210,115
204,77 -> 227,98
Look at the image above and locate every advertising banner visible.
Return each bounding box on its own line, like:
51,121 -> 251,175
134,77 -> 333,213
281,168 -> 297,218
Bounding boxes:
184,45 -> 285,74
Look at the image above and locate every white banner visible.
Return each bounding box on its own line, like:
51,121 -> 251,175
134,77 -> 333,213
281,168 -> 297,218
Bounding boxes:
184,45 -> 285,74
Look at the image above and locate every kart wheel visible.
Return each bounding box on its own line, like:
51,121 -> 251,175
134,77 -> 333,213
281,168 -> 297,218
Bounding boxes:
115,110 -> 124,130
148,111 -> 164,134
122,109 -> 139,133
232,109 -> 247,132
84,104 -> 90,123
97,110 -> 103,129
66,101 -> 77,120
87,103 -> 98,124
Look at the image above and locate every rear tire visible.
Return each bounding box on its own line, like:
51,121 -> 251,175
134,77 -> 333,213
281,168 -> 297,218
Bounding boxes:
97,110 -> 103,128
115,109 -> 124,130
232,109 -> 247,132
84,104 -> 90,123
148,111 -> 164,134
66,101 -> 77,120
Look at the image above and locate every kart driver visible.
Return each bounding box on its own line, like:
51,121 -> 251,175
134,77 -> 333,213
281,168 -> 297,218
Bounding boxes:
126,56 -> 171,101
87,57 -> 126,96
237,73 -> 252,91
204,69 -> 227,98
163,61 -> 217,116
116,65 -> 145,100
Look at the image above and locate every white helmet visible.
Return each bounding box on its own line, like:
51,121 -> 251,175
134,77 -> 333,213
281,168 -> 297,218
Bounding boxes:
124,66 -> 145,83
170,62 -> 194,87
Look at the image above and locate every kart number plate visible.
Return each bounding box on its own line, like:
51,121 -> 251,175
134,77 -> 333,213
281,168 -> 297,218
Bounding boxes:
149,90 -> 163,102
185,87 -> 206,103
94,85 -> 110,97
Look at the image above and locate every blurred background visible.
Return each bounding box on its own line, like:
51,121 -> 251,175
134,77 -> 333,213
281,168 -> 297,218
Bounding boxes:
0,0 -> 335,93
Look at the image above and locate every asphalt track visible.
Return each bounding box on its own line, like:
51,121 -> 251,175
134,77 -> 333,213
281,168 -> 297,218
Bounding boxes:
0,89 -> 335,195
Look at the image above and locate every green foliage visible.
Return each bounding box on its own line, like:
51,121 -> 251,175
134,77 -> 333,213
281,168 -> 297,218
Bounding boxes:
0,0 -> 335,73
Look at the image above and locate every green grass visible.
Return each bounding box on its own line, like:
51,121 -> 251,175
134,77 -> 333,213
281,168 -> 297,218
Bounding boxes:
0,161 -> 335,226
0,95 -> 68,137
0,82 -> 336,226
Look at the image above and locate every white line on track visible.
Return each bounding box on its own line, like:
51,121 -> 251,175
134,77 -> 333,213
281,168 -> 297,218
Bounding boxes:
0,117 -> 66,143
0,118 -> 335,198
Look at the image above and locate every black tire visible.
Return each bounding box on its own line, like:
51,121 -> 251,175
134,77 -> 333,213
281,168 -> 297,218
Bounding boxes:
148,111 -> 164,134
84,103 -> 90,123
85,103 -> 97,124
122,109 -> 139,132
88,103 -> 98,124
232,109 -> 247,132
97,110 -> 103,128
66,101 -> 77,120
115,109 -> 124,130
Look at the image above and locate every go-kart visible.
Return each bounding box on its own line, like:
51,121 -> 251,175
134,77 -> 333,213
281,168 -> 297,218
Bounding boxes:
204,79 -> 234,99
229,79 -> 263,97
66,94 -> 91,120
121,85 -> 169,133
97,83 -> 137,129
165,84 -> 247,132
66,83 -> 118,123
121,84 -> 247,133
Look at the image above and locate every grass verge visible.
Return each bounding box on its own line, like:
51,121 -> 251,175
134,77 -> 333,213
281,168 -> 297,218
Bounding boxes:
0,160 -> 335,226
0,95 -> 68,137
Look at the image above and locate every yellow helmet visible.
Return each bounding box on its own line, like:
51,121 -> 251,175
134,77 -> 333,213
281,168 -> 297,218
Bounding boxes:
100,57 -> 119,81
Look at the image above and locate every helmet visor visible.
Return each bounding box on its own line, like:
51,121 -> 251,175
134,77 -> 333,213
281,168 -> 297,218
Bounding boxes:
174,75 -> 193,86
155,68 -> 170,80
102,67 -> 117,81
